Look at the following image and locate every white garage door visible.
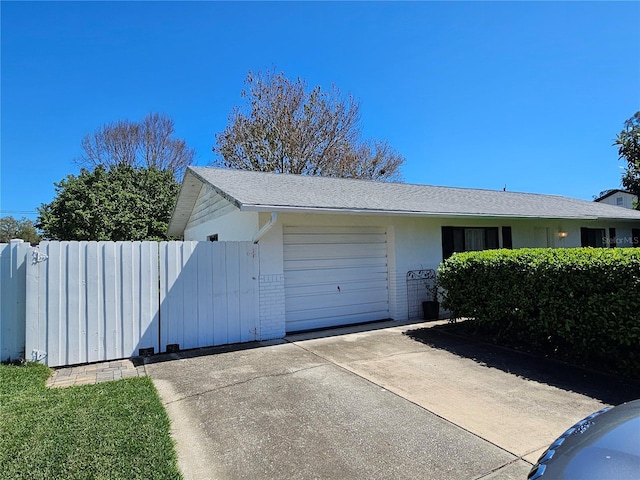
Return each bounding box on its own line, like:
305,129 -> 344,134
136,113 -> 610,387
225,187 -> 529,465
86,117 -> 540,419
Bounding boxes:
284,226 -> 389,332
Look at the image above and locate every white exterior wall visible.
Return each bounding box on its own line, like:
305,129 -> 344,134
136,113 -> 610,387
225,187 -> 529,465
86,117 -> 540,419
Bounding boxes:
259,274 -> 286,339
183,209 -> 640,327
597,192 -> 637,210
184,208 -> 259,242
508,219 -> 638,249
614,226 -> 640,247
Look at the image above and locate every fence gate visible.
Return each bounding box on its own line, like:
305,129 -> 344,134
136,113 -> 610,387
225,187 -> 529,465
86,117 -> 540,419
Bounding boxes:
159,241 -> 259,352
23,241 -> 259,367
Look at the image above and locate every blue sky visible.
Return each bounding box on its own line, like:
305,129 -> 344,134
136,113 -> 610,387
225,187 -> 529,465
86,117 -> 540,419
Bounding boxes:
2,1 -> 639,221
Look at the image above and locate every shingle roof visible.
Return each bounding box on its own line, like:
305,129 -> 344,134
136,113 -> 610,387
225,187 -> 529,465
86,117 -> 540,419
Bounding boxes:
169,167 -> 640,235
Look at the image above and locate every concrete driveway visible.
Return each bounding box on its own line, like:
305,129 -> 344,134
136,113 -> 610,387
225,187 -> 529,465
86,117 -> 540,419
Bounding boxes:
145,320 -> 640,480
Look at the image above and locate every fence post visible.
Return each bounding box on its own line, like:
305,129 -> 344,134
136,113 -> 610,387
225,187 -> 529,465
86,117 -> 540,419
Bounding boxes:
25,243 -> 46,363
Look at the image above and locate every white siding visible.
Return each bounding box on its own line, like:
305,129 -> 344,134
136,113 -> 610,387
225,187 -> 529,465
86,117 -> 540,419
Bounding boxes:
186,185 -> 237,231
184,208 -> 259,242
596,192 -> 637,210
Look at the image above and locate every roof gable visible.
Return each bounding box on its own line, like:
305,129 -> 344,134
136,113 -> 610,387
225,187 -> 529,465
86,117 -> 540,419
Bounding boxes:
594,189 -> 636,202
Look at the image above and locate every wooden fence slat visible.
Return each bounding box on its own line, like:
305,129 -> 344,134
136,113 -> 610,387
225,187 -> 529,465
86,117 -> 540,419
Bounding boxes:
66,242 -> 82,365
102,242 -> 118,361
37,243 -> 49,361
240,243 -> 260,342
212,242 -> 228,345
139,242 -> 159,355
86,241 -> 101,363
120,242 -> 135,357
47,242 -> 62,366
197,242 -> 214,346
0,241 -> 30,362
225,242 -> 241,344
25,243 -> 40,362
182,242 -> 198,350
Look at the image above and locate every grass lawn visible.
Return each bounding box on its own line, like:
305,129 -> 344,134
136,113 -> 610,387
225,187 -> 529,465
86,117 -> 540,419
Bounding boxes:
0,362 -> 182,480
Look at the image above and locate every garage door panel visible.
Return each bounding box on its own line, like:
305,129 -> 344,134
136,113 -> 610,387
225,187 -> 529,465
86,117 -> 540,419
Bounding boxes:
284,267 -> 388,285
285,301 -> 390,324
284,257 -> 387,271
284,225 -> 386,236
286,280 -> 388,295
286,282 -> 389,306
285,274 -> 387,290
284,233 -> 388,245
284,226 -> 389,332
283,243 -> 387,260
286,312 -> 389,332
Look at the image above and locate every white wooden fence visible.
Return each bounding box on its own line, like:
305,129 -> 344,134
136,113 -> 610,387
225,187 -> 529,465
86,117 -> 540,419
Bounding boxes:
0,240 -> 30,361
1,241 -> 259,367
159,241 -> 260,352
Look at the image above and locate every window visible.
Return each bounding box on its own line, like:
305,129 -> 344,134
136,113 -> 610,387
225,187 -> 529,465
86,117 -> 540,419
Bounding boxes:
608,228 -> 616,248
442,226 -> 510,259
580,228 -> 606,247
616,196 -> 624,206
207,234 -> 219,242
502,226 -> 513,249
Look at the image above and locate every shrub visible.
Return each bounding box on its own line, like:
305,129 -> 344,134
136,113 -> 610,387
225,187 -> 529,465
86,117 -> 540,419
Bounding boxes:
437,248 -> 640,376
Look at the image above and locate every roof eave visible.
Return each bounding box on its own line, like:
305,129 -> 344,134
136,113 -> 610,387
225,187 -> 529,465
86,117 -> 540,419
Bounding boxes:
167,167 -> 246,237
167,169 -> 201,237
238,204 -> 613,221
187,167 -> 244,210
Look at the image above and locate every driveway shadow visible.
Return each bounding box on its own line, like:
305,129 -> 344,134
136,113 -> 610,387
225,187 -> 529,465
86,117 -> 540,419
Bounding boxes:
404,326 -> 640,406
130,339 -> 288,367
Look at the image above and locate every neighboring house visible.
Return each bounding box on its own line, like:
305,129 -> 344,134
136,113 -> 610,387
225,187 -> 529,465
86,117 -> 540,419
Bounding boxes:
594,189 -> 638,210
168,167 -> 640,336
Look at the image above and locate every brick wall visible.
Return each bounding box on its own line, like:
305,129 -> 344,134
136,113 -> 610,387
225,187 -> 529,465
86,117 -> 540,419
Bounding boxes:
388,266 -> 407,321
259,274 -> 286,339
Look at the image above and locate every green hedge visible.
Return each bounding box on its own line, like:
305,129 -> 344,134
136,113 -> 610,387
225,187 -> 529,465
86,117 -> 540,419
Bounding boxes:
437,248 -> 640,376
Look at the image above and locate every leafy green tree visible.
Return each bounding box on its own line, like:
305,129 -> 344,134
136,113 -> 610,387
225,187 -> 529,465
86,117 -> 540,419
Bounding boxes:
213,69 -> 405,181
614,111 -> 640,209
36,165 -> 179,241
0,216 -> 41,244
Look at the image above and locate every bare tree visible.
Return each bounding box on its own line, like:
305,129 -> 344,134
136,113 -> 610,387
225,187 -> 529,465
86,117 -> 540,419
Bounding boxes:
334,140 -> 405,182
213,69 -> 405,181
78,112 -> 195,179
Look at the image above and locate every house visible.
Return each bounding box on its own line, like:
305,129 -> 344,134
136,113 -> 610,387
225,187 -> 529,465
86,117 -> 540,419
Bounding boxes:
168,167 -> 640,337
594,189 -> 638,210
